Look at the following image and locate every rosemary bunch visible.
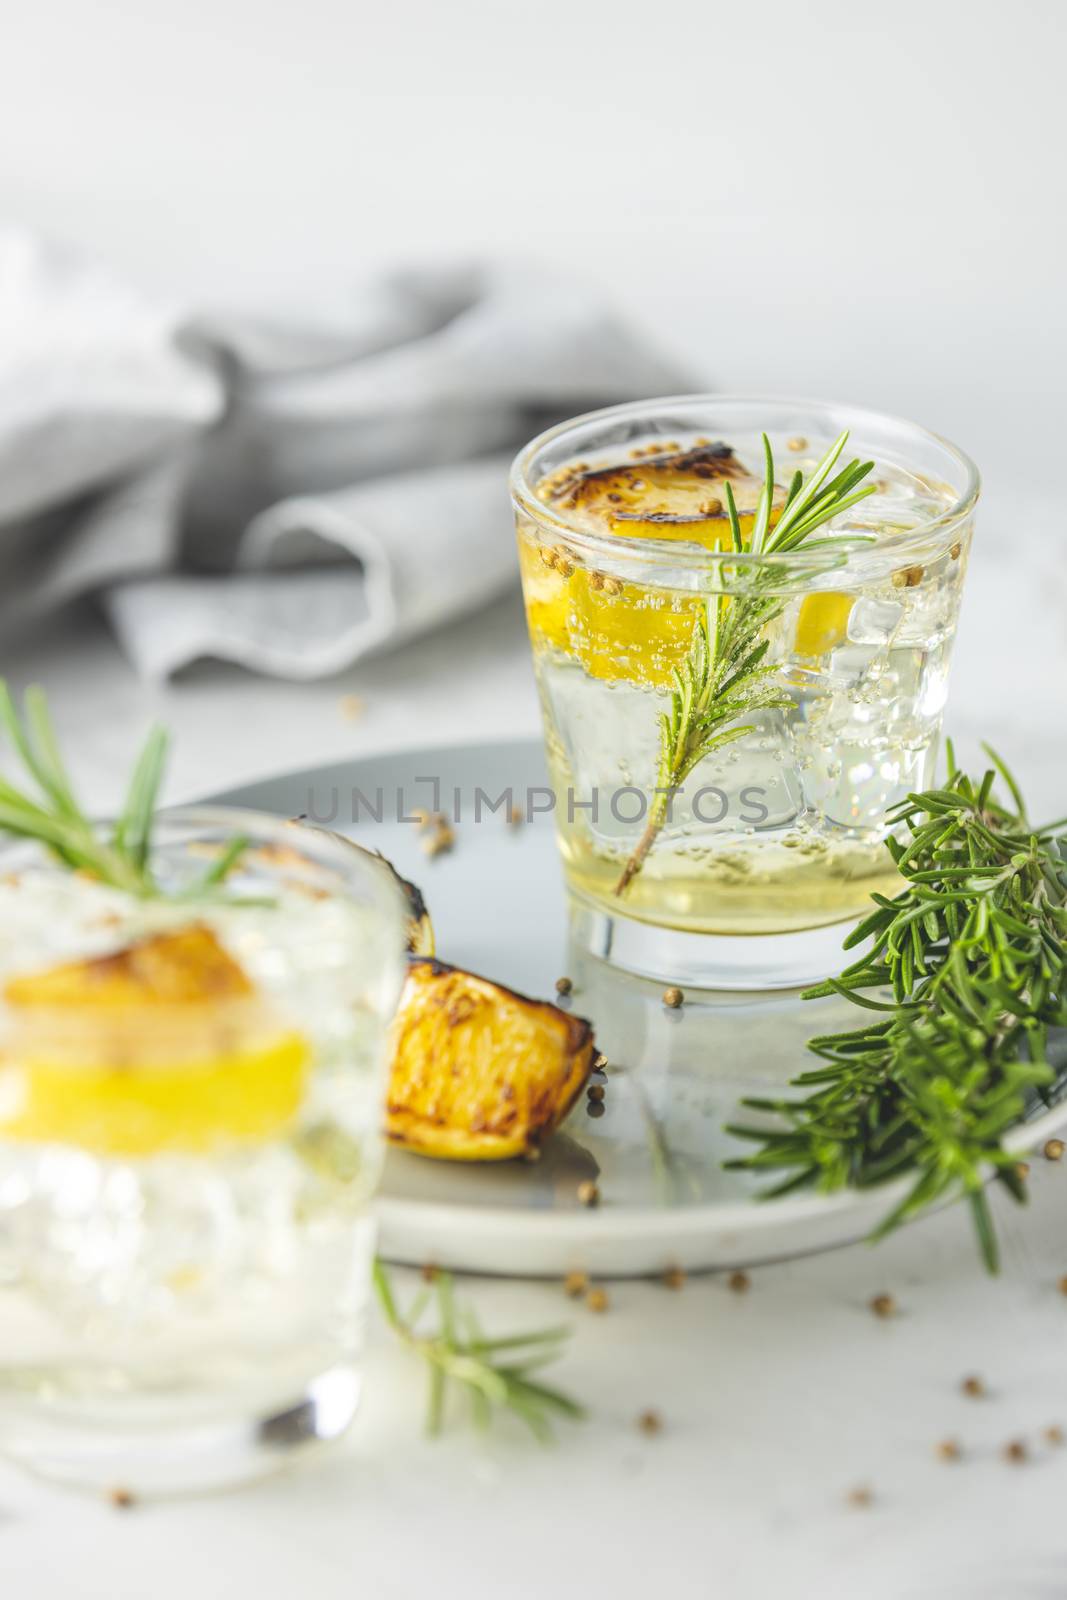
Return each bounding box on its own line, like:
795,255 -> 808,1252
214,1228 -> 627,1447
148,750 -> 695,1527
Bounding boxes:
373,1260 -> 584,1440
614,431 -> 875,894
0,681 -> 242,898
725,747 -> 1067,1271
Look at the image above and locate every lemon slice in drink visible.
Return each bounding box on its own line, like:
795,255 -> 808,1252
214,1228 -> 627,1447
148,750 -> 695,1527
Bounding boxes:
1,924 -> 309,1156
794,592 -> 853,658
522,442 -> 780,687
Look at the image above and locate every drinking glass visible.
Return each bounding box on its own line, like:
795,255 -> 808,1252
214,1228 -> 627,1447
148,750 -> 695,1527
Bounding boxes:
0,809 -> 406,1492
511,396 -> 979,988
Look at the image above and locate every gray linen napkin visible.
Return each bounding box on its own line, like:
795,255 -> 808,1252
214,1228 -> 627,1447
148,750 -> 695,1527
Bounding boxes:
0,229 -> 690,678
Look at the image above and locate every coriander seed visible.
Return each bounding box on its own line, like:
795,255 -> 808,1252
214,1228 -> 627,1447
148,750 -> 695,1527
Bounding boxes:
662,986 -> 684,1009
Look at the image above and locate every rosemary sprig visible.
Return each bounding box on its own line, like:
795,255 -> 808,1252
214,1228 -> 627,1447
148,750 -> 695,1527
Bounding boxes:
373,1259 -> 584,1440
615,431 -> 876,894
725,747 -> 1067,1271
0,681 -> 245,899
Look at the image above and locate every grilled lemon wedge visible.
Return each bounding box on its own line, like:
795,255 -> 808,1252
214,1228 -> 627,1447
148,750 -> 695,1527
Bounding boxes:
387,958 -> 595,1161
521,442 -> 784,688
1,924 -> 309,1155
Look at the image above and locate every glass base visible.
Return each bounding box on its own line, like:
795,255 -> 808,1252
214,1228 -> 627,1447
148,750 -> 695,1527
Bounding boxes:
0,1364 -> 361,1497
568,894 -> 856,991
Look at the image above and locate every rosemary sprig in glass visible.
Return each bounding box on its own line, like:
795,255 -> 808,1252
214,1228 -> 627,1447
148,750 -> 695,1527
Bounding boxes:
373,1259 -> 584,1440
725,747 -> 1067,1271
0,680 -> 245,899
615,432 -> 876,894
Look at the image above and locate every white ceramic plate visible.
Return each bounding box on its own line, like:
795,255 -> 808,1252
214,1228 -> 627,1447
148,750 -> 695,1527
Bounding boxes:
207,740 -> 1067,1278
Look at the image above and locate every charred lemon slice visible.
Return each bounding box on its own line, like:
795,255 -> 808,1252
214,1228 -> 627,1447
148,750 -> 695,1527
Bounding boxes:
538,442 -> 770,548
1,925 -> 309,1155
387,958 -> 595,1161
521,442 -> 781,688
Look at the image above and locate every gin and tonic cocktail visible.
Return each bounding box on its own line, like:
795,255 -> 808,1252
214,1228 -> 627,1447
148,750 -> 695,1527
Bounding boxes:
512,398 -> 978,987
0,811 -> 405,1491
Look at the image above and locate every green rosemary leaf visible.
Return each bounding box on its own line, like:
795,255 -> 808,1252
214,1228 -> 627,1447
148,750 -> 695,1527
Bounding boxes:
372,1259 -> 583,1440
115,725 -> 169,873
615,432 -> 875,895
726,752 -> 1065,1273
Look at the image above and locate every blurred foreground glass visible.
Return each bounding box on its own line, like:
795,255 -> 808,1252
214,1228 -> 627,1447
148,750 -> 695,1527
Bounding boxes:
0,811 -> 406,1493
511,397 -> 979,988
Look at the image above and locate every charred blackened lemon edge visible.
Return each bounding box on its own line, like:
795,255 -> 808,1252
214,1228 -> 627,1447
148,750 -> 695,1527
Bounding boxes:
386,957 -> 596,1162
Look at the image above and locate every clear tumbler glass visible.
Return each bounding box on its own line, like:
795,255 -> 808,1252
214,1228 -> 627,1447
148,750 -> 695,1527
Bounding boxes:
511,396 -> 979,989
0,809 -> 406,1492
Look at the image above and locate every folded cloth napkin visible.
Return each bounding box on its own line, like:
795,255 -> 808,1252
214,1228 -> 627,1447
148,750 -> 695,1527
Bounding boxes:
0,228 -> 692,679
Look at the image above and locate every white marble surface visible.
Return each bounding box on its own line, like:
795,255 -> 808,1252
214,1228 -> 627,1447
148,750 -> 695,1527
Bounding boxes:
0,483 -> 1065,1598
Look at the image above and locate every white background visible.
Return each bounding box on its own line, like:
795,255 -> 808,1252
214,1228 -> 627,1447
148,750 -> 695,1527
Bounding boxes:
1,5 -> 1067,1597
1,0 -> 1063,474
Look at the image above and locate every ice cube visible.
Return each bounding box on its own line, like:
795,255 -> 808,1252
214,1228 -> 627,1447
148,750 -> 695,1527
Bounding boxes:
846,597 -> 903,647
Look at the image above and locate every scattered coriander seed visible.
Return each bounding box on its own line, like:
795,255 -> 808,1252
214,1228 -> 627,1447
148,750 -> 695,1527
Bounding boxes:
638,1409 -> 663,1435
421,817 -> 455,858
508,804 -> 524,827
564,1270 -> 588,1298
339,694 -> 365,721
587,1083 -> 606,1102
555,556 -> 574,578
577,1180 -> 600,1208
1003,1439 -> 1028,1464
1057,1275 -> 1067,1297
892,564 -> 925,589
1016,1161 -> 1030,1180
961,1374 -> 986,1398
662,986 -> 685,1009
593,1052 -> 608,1071
935,1438 -> 961,1462
787,436 -> 808,453
870,1292 -> 896,1319
410,807 -> 431,827
949,541 -> 962,560
589,571 -> 605,591
700,498 -> 722,517
603,577 -> 624,597
108,1487 -> 136,1510
845,1485 -> 873,1508
555,976 -> 573,996
522,1145 -> 543,1164
421,1263 -> 439,1283
1044,1138 -> 1065,1161
586,1286 -> 609,1313
728,1270 -> 750,1294
662,1266 -> 686,1291
1045,1424 -> 1064,1446
694,436 -> 711,447
586,1099 -> 605,1119
629,447 -> 646,459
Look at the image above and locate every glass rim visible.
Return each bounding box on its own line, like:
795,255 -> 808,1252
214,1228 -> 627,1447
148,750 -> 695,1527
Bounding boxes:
0,804 -> 405,919
509,392 -> 981,570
